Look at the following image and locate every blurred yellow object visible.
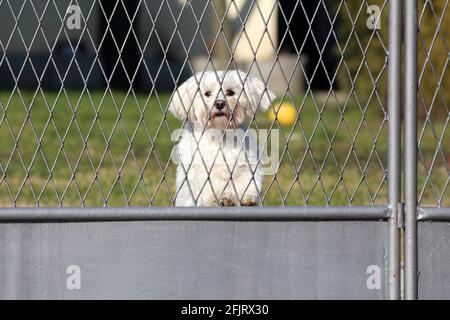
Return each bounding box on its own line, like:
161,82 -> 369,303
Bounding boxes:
268,102 -> 297,125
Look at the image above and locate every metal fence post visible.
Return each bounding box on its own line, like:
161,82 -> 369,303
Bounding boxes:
404,0 -> 419,300
387,0 -> 402,300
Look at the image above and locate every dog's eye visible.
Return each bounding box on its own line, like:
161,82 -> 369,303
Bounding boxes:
225,90 -> 235,97
204,91 -> 212,97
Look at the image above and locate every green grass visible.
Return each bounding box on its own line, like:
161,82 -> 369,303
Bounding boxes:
0,90 -> 448,207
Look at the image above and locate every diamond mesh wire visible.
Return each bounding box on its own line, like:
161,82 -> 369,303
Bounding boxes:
0,0 -> 390,207
417,0 -> 450,207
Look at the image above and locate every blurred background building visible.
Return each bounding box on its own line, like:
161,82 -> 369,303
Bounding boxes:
0,0 -> 338,94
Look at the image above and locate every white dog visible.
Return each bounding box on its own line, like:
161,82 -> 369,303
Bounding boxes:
169,70 -> 275,206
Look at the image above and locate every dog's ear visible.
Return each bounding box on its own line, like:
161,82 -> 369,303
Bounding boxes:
244,73 -> 276,115
168,73 -> 201,121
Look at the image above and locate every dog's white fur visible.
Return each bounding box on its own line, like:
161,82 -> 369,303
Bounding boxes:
169,70 -> 275,206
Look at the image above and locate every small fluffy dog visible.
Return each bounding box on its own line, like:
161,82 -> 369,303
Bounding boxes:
169,70 -> 275,206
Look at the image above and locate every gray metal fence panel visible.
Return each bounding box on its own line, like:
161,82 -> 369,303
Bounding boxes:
0,221 -> 387,299
407,0 -> 450,300
417,222 -> 450,299
0,0 -> 406,299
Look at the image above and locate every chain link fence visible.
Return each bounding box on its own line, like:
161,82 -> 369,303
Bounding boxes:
3,0 -> 450,300
406,0 -> 450,300
0,0 -> 394,208
16,0 -> 450,300
417,0 -> 450,207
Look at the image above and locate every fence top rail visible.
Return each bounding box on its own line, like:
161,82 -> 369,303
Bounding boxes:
418,207 -> 450,222
0,206 -> 390,222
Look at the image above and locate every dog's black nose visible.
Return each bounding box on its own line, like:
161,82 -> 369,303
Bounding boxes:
214,99 -> 226,110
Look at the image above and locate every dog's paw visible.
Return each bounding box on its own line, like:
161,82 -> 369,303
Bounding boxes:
219,195 -> 237,206
241,197 -> 257,206
207,199 -> 218,206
